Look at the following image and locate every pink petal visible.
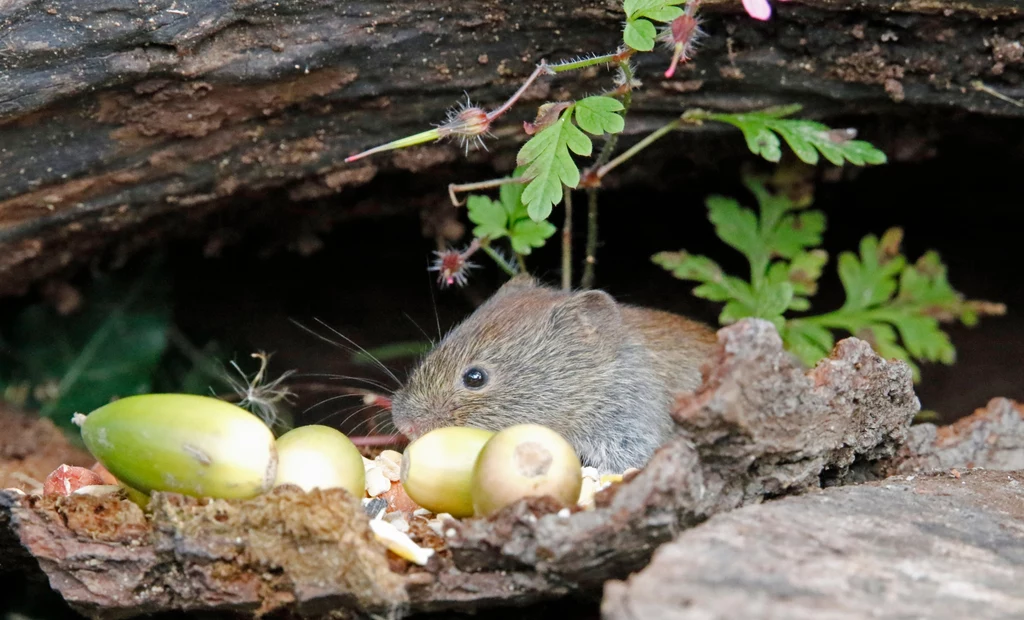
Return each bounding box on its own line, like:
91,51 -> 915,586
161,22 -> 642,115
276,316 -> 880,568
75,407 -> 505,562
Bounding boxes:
742,0 -> 772,20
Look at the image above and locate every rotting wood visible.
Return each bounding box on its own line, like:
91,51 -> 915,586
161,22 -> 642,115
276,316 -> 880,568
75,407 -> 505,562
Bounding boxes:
0,0 -> 1021,296
1,319 -> 927,618
602,468 -> 1024,620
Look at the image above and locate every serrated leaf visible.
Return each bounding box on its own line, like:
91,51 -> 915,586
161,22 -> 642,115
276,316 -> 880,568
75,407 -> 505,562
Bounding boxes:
837,234 -> 907,312
517,111 -> 592,221
706,109 -> 888,167
783,321 -> 835,367
788,297 -> 811,311
854,323 -> 913,369
720,299 -> 757,325
754,280 -> 794,318
706,195 -> 762,258
509,219 -> 557,255
786,250 -> 829,296
467,194 -> 509,240
652,251 -> 723,281
770,211 -> 826,258
575,96 -> 626,135
890,314 -> 955,364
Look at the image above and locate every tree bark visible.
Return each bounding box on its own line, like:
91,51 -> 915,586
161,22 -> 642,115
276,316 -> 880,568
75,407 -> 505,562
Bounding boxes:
4,320 -> 1024,619
0,0 -> 1021,296
0,319 -> 923,618
602,468 -> 1024,620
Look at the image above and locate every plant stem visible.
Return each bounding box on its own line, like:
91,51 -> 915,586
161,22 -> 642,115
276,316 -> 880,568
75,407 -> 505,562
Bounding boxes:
562,188 -> 573,291
596,118 -> 683,179
486,64 -> 552,121
581,61 -> 635,290
480,244 -> 519,277
516,252 -> 528,273
549,52 -> 621,73
448,176 -> 526,206
581,189 -> 599,289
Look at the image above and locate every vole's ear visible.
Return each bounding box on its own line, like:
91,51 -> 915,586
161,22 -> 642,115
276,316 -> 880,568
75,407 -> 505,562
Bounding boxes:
552,289 -> 622,337
493,273 -> 539,298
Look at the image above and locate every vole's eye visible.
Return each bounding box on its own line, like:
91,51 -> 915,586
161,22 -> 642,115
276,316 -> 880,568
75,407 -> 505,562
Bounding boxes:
461,367 -> 488,390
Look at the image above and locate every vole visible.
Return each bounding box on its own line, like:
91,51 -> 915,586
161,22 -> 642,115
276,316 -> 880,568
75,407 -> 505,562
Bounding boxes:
390,274 -> 717,473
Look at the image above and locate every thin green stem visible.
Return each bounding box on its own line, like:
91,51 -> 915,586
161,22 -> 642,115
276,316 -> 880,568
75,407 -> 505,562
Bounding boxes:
562,188 -> 573,291
516,252 -> 528,273
596,118 -> 684,179
581,60 -> 635,290
549,53 -> 620,74
480,244 -> 519,278
581,188 -> 599,290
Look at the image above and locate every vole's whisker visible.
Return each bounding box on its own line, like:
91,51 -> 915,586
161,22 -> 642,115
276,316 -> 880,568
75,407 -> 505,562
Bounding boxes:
289,319 -> 402,388
302,393 -> 366,415
313,402 -> 374,427
311,318 -> 403,387
426,267 -> 443,341
291,373 -> 395,395
403,312 -> 436,347
344,408 -> 380,436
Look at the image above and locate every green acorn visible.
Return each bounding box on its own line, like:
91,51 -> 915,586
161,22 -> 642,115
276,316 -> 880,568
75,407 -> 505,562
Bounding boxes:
400,426 -> 496,518
74,394 -> 278,500
273,425 -> 366,497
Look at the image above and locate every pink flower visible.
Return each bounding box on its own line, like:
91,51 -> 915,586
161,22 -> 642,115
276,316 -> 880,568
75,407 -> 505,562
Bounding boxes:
742,0 -> 787,20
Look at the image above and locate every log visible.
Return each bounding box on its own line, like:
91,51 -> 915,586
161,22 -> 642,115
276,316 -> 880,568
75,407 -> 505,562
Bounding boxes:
1,319 -> 924,619
0,0 -> 1022,296
602,468 -> 1024,620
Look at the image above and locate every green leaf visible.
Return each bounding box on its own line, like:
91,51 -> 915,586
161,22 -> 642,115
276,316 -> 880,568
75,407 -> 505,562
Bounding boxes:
624,0 -> 686,20
769,211 -> 826,258
510,219 -> 558,254
467,194 -> 509,240
891,315 -> 954,365
500,169 -> 529,218
575,96 -> 626,135
706,195 -> 762,258
783,321 -> 835,368
705,107 -> 889,167
720,299 -> 756,325
837,233 -> 906,312
1,258 -> 172,430
755,280 -> 794,318
785,250 -> 829,296
639,5 -> 684,21
623,19 -> 658,51
517,110 -> 592,221
655,169 -> 999,382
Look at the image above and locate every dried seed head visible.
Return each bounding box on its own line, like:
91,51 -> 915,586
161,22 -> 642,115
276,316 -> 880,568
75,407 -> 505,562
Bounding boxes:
429,247 -> 478,288
438,96 -> 492,153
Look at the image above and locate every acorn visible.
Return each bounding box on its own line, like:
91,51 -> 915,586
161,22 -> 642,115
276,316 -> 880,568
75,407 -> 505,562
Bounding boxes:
73,394 -> 278,500
399,426 -> 495,518
273,425 -> 365,497
471,424 -> 582,518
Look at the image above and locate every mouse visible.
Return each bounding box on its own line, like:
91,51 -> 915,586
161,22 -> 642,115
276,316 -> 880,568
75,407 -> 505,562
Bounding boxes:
389,274 -> 718,473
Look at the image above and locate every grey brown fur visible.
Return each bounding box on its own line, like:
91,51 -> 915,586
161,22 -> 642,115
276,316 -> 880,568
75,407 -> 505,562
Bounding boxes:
390,275 -> 718,473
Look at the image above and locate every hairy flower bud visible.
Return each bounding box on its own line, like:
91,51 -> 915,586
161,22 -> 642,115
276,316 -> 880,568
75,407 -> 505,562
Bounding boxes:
439,98 -> 492,152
